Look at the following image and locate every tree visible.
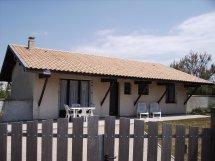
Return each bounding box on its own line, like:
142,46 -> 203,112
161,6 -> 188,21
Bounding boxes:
209,64 -> 215,83
170,51 -> 215,95
211,64 -> 215,75
170,51 -> 213,80
0,82 -> 10,99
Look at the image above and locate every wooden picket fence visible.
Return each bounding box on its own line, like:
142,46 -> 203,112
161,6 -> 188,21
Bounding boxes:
0,108 -> 215,161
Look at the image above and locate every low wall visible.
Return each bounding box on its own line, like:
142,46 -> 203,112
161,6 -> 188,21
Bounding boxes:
186,95 -> 215,113
0,100 -> 33,122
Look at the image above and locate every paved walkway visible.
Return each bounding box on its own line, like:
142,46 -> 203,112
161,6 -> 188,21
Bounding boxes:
137,114 -> 210,122
95,114 -> 209,127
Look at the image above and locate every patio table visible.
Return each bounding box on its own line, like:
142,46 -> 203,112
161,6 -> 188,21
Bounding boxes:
70,107 -> 95,121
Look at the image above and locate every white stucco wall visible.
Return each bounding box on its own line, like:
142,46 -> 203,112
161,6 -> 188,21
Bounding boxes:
32,73 -> 187,119
11,63 -> 33,100
119,80 -> 187,116
32,74 -> 60,119
159,83 -> 187,114
32,74 -> 111,119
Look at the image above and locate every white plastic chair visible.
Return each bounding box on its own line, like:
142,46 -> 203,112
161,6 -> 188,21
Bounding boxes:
89,109 -> 94,116
88,104 -> 95,116
150,102 -> 161,118
137,102 -> 149,118
64,104 -> 73,121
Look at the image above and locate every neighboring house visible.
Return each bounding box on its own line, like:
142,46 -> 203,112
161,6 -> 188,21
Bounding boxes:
0,38 -> 212,121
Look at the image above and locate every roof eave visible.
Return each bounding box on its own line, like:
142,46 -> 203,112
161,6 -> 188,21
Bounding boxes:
0,45 -> 28,82
9,44 -> 29,68
24,68 -> 213,85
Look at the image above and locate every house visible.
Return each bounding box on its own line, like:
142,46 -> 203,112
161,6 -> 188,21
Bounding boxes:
0,37 -> 212,121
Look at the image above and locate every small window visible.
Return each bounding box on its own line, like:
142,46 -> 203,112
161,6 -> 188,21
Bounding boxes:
124,82 -> 131,95
166,84 -> 176,103
138,84 -> 149,95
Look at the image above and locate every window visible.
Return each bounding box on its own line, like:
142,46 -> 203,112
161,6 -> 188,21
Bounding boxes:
138,84 -> 149,95
124,82 -> 131,95
166,84 -> 175,103
59,79 -> 90,110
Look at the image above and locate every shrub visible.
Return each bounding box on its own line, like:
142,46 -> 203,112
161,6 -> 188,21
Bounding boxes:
190,107 -> 210,115
208,100 -> 215,109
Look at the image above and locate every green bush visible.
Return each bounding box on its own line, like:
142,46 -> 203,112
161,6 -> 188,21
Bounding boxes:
187,85 -> 215,96
0,82 -> 10,99
208,101 -> 215,109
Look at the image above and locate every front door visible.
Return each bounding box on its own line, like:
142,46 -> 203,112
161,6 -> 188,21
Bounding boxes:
109,82 -> 119,116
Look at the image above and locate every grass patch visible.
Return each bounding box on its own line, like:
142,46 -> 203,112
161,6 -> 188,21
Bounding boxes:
160,117 -> 211,133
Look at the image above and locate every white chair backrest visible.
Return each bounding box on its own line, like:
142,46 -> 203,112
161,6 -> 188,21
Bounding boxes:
64,104 -> 70,113
150,102 -> 160,112
137,102 -> 148,113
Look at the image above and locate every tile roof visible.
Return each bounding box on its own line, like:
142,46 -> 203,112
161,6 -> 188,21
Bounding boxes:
9,44 -> 211,84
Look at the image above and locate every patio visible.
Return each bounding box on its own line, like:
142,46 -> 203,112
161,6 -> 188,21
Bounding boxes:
96,114 -> 209,126
137,114 -> 210,122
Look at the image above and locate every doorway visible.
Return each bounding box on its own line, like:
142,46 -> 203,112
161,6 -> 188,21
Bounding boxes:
109,82 -> 119,116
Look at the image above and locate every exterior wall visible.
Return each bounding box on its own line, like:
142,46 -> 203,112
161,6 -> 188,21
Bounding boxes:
32,73 -> 187,119
0,100 -> 33,122
11,63 -> 33,100
160,83 -> 187,114
0,63 -> 34,122
119,80 -> 187,116
32,73 -> 110,119
186,95 -> 215,112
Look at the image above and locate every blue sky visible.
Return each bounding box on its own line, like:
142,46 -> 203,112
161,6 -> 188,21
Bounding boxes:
0,0 -> 215,66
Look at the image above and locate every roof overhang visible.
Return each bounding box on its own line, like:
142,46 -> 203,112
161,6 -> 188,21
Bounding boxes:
0,45 -> 29,82
24,67 -> 213,86
0,46 -> 16,82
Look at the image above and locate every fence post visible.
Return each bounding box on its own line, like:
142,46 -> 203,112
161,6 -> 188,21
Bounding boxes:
211,107 -> 215,161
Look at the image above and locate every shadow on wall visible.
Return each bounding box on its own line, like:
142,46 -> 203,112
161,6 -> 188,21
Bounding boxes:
0,100 -> 33,123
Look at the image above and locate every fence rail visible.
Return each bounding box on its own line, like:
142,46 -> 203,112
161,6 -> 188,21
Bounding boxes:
0,108 -> 215,161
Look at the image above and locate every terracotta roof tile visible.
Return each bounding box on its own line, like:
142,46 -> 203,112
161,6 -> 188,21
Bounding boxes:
10,44 -> 211,84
